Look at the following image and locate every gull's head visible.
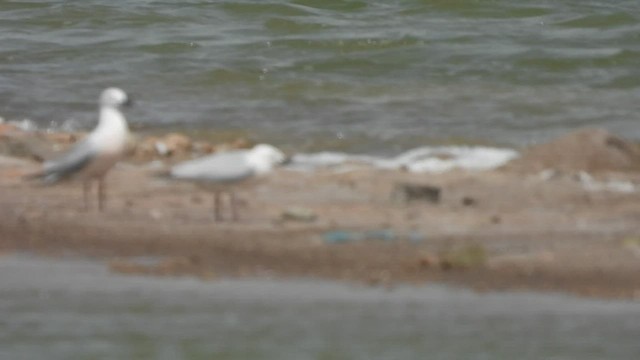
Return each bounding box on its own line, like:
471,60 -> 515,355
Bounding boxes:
100,87 -> 133,109
247,144 -> 286,175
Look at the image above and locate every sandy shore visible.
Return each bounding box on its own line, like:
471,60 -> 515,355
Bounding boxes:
1,126 -> 640,299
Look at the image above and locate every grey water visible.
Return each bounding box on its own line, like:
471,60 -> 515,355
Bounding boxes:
0,255 -> 639,359
1,0 -> 640,153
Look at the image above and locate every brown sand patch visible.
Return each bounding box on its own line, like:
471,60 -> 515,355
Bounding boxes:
503,128 -> 640,174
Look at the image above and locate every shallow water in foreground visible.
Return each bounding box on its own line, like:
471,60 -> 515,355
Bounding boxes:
0,255 -> 638,359
2,1 -> 640,153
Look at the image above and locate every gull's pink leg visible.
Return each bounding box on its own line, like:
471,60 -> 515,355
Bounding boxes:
213,190 -> 223,222
97,177 -> 106,212
83,181 -> 91,210
230,191 -> 239,222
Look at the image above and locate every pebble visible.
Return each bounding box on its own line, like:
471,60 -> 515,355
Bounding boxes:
150,209 -> 164,220
280,207 -> 317,222
154,141 -> 170,156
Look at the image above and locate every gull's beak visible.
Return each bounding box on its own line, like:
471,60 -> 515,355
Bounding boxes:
281,155 -> 293,165
123,95 -> 134,108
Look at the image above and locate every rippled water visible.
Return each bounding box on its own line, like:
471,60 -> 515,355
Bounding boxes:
1,255 -> 639,359
1,0 -> 640,152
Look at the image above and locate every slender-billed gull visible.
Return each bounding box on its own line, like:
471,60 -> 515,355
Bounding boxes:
26,87 -> 133,211
170,144 -> 286,221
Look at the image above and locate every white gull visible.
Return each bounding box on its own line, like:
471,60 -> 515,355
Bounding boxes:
170,144 -> 286,221
27,87 -> 133,211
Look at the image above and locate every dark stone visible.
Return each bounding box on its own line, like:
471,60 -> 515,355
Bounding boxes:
392,182 -> 441,204
462,196 -> 477,207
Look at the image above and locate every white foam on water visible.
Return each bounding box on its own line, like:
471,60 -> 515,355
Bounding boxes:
4,116 -> 84,133
290,146 -> 519,173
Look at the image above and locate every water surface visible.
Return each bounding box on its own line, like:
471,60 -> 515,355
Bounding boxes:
0,255 -> 639,359
1,1 -> 640,152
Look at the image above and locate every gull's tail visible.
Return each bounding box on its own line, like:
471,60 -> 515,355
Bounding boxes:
22,167 -> 63,184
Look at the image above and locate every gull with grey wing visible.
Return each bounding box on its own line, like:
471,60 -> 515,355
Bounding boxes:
26,87 -> 133,211
170,144 -> 285,221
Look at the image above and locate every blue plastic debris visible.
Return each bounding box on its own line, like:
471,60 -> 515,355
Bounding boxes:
322,229 -> 427,245
407,231 -> 426,244
364,229 -> 396,242
322,230 -> 364,244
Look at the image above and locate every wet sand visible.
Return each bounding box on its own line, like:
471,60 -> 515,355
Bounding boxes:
1,127 -> 640,299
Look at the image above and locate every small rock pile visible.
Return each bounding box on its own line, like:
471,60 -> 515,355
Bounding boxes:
0,125 -> 252,164
131,132 -> 252,163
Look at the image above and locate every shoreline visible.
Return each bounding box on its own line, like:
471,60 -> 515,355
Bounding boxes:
1,125 -> 640,300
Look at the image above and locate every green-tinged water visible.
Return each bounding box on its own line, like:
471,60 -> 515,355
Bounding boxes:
1,0 -> 640,152
1,256 -> 639,359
